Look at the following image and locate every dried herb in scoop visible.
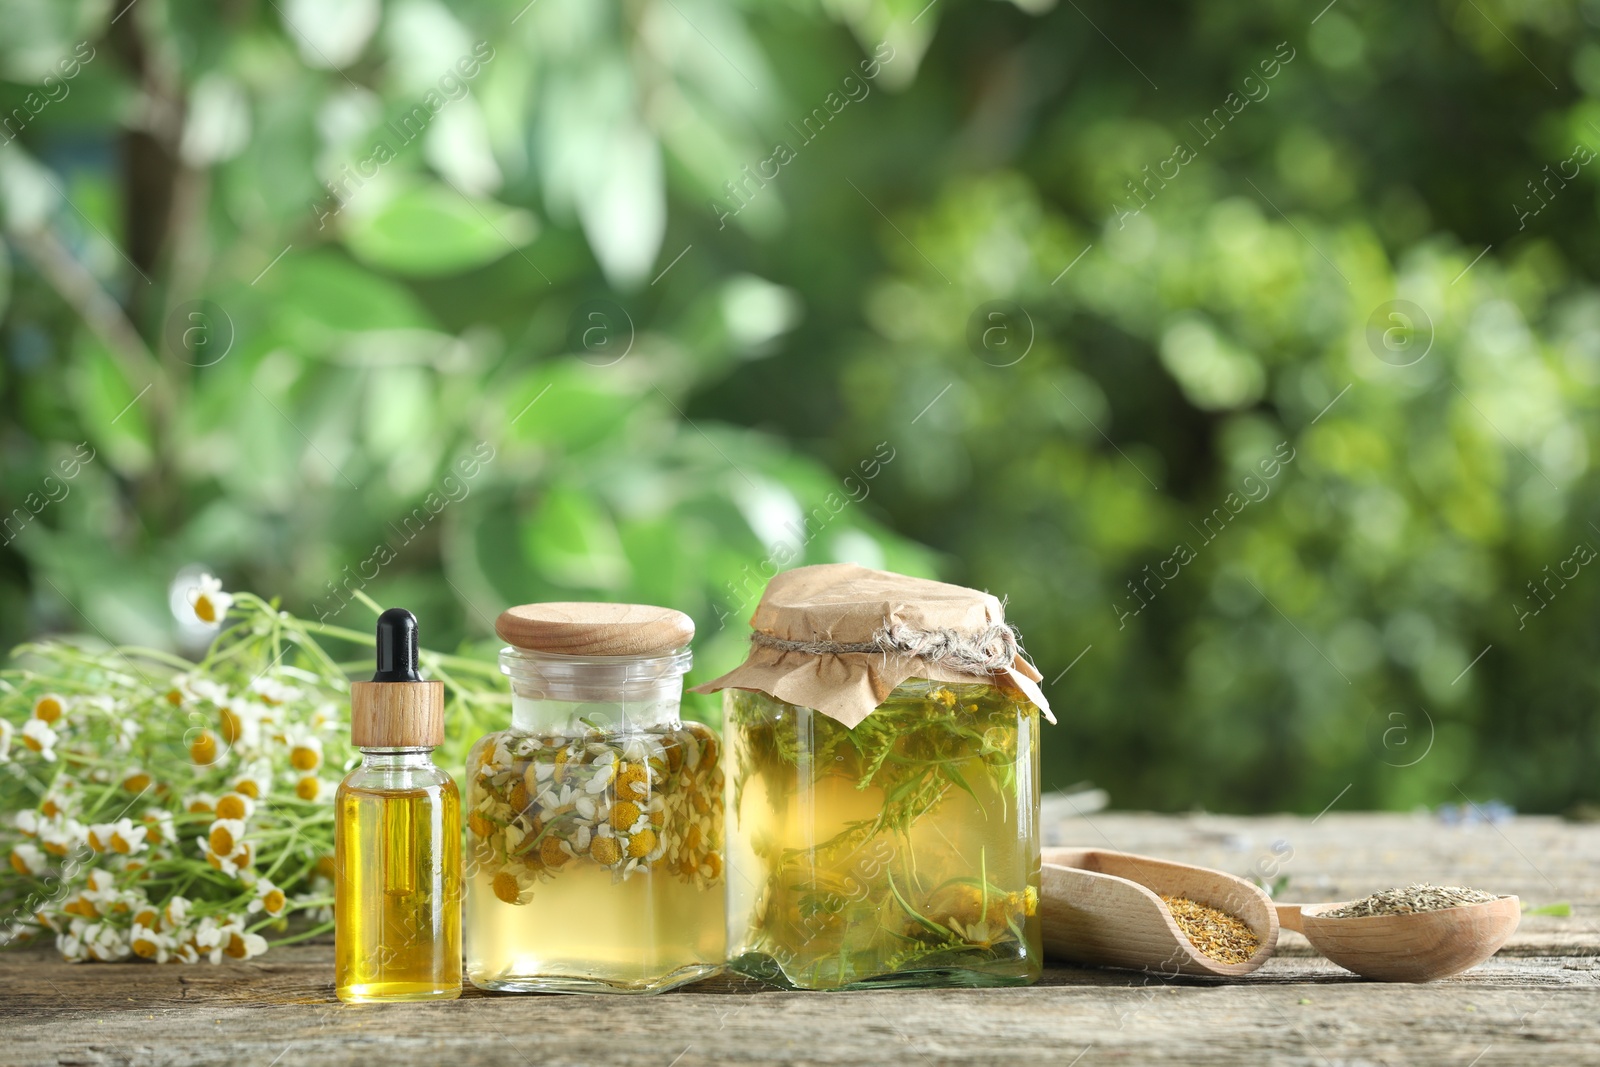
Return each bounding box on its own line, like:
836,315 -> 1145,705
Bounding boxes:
1162,896 -> 1260,964
1320,883 -> 1501,918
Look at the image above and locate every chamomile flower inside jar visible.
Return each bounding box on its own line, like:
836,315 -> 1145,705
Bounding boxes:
695,564 -> 1055,990
465,603 -> 725,994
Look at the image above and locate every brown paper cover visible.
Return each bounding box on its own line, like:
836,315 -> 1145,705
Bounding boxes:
691,563 -> 1054,728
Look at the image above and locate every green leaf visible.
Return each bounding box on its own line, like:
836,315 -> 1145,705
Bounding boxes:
521,484 -> 630,590
272,253 -> 434,339
1523,902 -> 1571,917
343,182 -> 537,277
504,364 -> 638,453
67,336 -> 152,477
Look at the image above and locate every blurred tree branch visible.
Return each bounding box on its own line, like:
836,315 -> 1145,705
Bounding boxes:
12,224 -> 174,458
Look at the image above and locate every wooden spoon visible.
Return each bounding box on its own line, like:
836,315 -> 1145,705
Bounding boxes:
1041,847 -> 1278,977
1275,896 -> 1521,982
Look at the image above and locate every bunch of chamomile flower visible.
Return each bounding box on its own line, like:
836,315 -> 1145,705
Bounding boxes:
0,580 -> 500,964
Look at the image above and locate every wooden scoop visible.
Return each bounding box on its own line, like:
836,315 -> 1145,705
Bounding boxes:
1275,896 -> 1521,981
1041,847 -> 1278,977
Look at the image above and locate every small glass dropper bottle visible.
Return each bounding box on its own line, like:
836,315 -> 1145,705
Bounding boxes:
334,608 -> 462,1002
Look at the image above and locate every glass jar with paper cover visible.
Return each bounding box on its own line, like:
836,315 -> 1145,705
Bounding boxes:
694,564 -> 1054,990
464,602 -> 725,994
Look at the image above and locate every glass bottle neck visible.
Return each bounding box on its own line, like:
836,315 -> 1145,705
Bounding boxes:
357,747 -> 436,769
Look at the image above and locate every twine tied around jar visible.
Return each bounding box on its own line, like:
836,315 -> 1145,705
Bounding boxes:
748,621 -> 1022,677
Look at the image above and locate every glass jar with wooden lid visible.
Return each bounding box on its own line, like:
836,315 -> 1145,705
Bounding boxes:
694,564 -> 1054,990
463,602 -> 725,994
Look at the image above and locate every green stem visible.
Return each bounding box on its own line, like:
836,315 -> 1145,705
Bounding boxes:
299,621 -> 374,646
266,917 -> 334,946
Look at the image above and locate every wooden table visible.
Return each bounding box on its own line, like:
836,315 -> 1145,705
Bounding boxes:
3,813 -> 1596,1065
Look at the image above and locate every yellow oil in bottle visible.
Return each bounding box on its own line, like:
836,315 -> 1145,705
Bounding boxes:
335,777 -> 462,1002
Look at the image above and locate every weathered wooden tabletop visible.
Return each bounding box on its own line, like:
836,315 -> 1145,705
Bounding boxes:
2,812 -> 1595,1066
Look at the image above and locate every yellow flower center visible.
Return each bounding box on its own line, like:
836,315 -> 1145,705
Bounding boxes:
132,937 -> 159,959
40,799 -> 60,817
615,763 -> 650,800
214,795 -> 248,820
110,832 -> 133,854
33,697 -> 62,722
219,707 -> 243,746
234,779 -> 260,799
190,731 -> 219,766
295,777 -> 320,801
123,772 -> 151,794
626,828 -> 657,859
224,932 -> 248,958
208,824 -> 236,855
8,851 -> 30,876
539,836 -> 569,868
193,594 -> 218,624
134,909 -> 159,929
492,871 -> 523,904
590,836 -> 622,866
290,745 -> 320,771
21,735 -> 43,753
467,812 -> 494,839
86,828 -> 107,852
262,888 -> 286,915
609,801 -> 642,832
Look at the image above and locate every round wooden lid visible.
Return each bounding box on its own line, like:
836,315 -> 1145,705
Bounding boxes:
496,602 -> 694,657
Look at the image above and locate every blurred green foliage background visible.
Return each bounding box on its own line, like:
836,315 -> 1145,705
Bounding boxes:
3,0 -> 1599,815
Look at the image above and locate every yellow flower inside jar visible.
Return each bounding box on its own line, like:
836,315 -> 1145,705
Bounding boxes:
463,602 -> 726,994
695,564 -> 1054,991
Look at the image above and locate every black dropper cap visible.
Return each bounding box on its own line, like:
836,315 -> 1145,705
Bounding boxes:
372,608 -> 422,682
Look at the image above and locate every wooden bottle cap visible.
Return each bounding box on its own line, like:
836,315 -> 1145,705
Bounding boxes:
496,602 -> 694,658
350,680 -> 444,748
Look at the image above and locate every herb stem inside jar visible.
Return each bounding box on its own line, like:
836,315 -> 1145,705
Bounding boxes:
728,682 -> 1041,989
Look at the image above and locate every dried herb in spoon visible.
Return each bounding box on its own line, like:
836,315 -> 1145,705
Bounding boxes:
1161,896 -> 1260,964
1320,883 -> 1501,918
